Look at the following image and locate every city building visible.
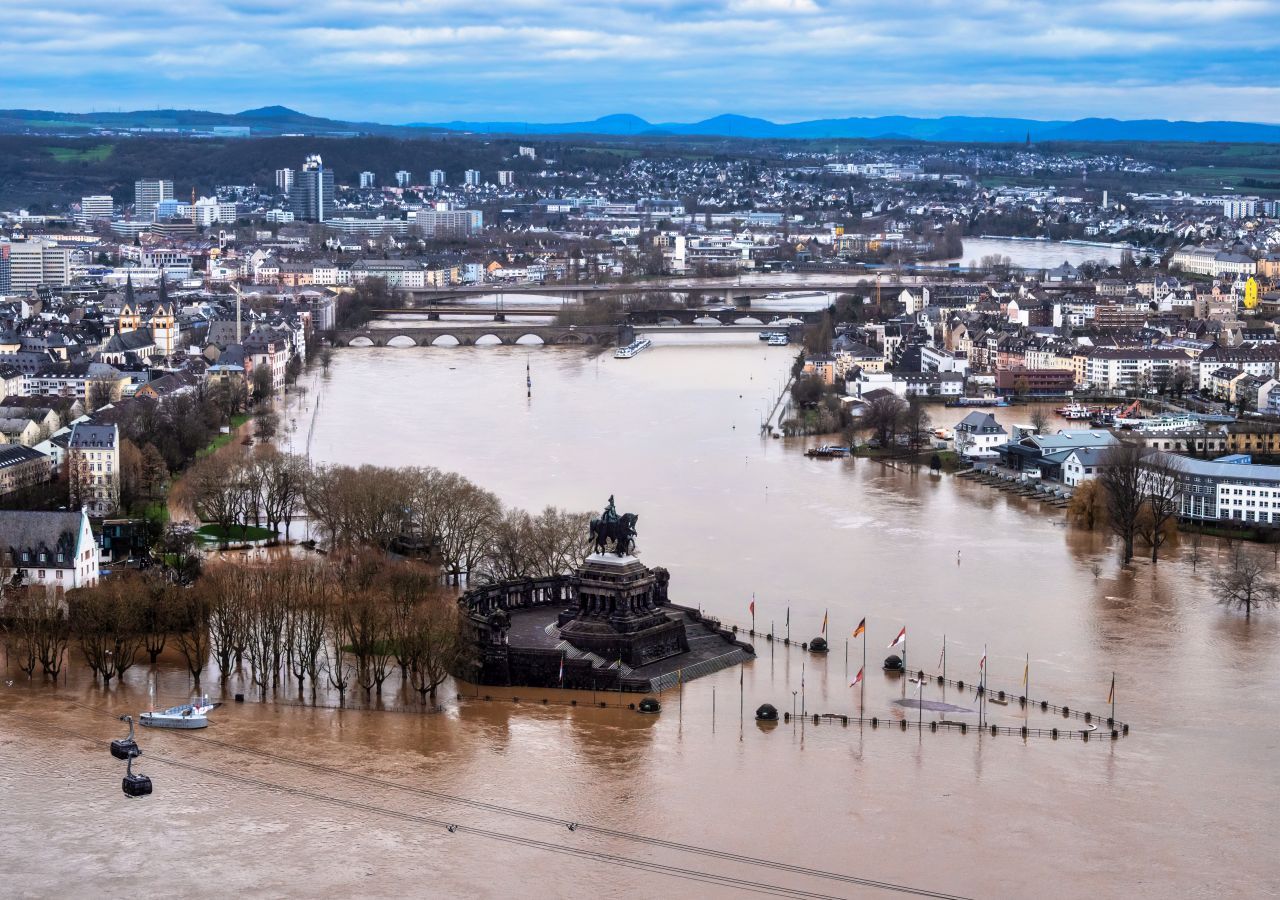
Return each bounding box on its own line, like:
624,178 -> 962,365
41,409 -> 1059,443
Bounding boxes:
134,179 -> 174,220
413,209 -> 483,238
464,169 -> 482,186
275,167 -> 294,194
0,509 -> 99,590
498,170 -> 515,187
0,445 -> 52,497
395,170 -> 412,188
77,195 -> 114,225
954,411 -> 1008,458
429,169 -> 446,187
0,244 -> 9,294
3,240 -> 72,294
518,146 -> 536,159
68,422 -> 119,517
290,155 -> 335,222
1144,451 -> 1280,526
359,171 -> 376,189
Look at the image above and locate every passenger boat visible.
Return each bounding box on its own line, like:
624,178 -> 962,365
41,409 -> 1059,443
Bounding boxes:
1056,402 -> 1092,420
805,445 -> 850,458
613,337 -> 652,359
140,695 -> 218,730
1116,413 -> 1195,432
767,333 -> 789,346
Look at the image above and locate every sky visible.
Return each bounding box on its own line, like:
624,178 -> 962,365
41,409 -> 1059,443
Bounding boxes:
5,0 -> 1280,125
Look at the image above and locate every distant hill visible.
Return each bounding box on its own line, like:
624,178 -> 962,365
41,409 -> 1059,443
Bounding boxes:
3,105 -> 1280,143
421,113 -> 1280,143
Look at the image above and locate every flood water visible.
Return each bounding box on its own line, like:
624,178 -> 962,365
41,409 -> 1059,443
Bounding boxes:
4,341 -> 1279,898
951,237 -> 1126,270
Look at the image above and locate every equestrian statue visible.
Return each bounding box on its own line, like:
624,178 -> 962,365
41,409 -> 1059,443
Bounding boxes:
589,494 -> 638,556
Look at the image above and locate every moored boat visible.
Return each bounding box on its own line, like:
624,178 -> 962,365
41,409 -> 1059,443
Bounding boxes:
805,445 -> 850,458
614,337 -> 652,359
140,695 -> 218,730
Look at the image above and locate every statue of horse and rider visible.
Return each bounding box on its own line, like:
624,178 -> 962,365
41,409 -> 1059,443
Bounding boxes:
589,494 -> 638,556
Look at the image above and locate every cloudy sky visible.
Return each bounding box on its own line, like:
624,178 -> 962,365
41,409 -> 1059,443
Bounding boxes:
6,0 -> 1280,124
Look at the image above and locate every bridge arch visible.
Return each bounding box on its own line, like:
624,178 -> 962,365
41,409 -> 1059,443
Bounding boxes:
514,333 -> 546,345
473,333 -> 508,346
430,334 -> 461,347
733,316 -> 764,325
348,335 -> 376,347
384,334 -> 419,348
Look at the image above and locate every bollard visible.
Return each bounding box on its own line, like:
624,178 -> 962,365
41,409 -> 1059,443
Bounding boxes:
1062,706 -> 1069,717
1019,695 -> 1026,706
998,690 -> 1006,701
766,634 -> 773,642
960,723 -> 967,734
930,721 -> 937,732
542,699 -> 548,705
937,675 -> 944,685
1051,728 -> 1058,739
802,642 -> 808,651
1082,730 -> 1089,742
784,712 -> 791,722
1111,729 -> 1119,740
1123,723 -> 1130,735
513,697 -> 519,703
900,719 -> 907,731
570,699 -> 577,706
1084,711 -> 1092,723
732,625 -> 738,633
813,714 -> 820,725
990,725 -> 997,736
599,702 -> 607,708
871,717 -> 878,728
1041,700 -> 1049,711
628,703 -> 635,710
1106,716 -> 1114,727
841,716 -> 848,726
1021,726 -> 1028,738
749,628 -> 755,636
957,680 -> 965,690
234,693 -> 245,703
484,695 -> 491,701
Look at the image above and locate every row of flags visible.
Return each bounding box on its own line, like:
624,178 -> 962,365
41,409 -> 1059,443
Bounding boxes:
748,600 -> 1116,705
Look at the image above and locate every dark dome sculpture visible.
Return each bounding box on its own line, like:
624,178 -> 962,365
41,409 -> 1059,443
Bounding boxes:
755,703 -> 779,721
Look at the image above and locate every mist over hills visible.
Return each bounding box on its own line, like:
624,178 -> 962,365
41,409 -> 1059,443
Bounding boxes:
3,106 -> 1280,143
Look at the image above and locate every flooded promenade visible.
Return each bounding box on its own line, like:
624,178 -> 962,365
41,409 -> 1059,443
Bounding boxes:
4,340 -> 1278,898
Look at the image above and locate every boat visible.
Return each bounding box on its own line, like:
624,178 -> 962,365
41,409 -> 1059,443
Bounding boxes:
140,695 -> 218,730
1056,402 -> 1092,420
767,334 -> 789,346
1117,413 -> 1196,432
613,337 -> 652,359
805,445 -> 849,458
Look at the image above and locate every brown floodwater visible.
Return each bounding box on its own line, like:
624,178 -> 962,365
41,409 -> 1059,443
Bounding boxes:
4,336 -> 1279,898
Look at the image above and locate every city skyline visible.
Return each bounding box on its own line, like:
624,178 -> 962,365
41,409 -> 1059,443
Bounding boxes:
6,0 -> 1280,125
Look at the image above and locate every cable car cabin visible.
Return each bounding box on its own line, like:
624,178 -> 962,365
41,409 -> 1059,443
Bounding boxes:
121,756 -> 152,798
111,716 -> 141,761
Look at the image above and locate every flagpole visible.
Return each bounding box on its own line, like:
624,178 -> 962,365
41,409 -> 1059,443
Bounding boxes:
786,606 -> 790,643
1111,671 -> 1116,722
861,632 -> 866,714
801,662 -> 806,717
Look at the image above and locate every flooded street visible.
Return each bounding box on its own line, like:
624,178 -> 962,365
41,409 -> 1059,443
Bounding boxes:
4,340 -> 1279,898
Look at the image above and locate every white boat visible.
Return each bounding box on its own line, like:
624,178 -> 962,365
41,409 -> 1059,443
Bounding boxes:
767,334 -> 789,346
1117,413 -> 1196,432
614,337 -> 652,359
1056,402 -> 1092,420
140,695 -> 217,730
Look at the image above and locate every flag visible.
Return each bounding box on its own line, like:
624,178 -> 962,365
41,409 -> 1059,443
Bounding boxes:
888,627 -> 906,649
558,656 -> 564,684
749,598 -> 755,617
979,653 -> 986,671
821,609 -> 828,636
850,667 -> 864,687
1107,673 -> 1115,705
938,644 -> 946,669
1021,659 -> 1029,688
852,618 -> 865,639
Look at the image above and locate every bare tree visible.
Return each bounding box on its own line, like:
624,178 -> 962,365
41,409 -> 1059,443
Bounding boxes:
1216,549 -> 1280,619
864,394 -> 907,450
1028,406 -> 1051,435
1068,479 -> 1106,531
1139,453 -> 1183,563
174,588 -> 212,686
1100,443 -> 1145,564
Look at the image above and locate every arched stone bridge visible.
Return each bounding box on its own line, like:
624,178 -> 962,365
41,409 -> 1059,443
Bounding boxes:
331,324 -> 622,348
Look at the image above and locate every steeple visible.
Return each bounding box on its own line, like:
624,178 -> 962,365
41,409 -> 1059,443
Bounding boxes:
124,273 -> 134,307
158,274 -> 169,307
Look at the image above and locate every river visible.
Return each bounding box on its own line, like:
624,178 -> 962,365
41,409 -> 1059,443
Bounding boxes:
4,342 -> 1278,898
950,237 -> 1127,270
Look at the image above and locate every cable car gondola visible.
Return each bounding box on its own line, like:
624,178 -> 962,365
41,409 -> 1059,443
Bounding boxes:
110,715 -> 141,761
122,754 -> 152,798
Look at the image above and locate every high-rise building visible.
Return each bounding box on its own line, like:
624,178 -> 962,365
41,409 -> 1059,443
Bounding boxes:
134,179 -> 173,221
464,169 -> 482,187
429,169 -> 446,187
413,209 -> 483,238
518,146 -> 536,160
4,240 -> 72,294
78,195 -> 114,225
359,171 -> 376,189
0,244 -> 10,295
290,155 -> 335,222
275,167 -> 295,194
497,170 -> 515,187
396,170 -> 412,188
68,423 -> 119,517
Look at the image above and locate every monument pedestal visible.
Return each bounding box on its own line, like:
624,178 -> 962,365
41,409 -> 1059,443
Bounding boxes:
557,553 -> 688,667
